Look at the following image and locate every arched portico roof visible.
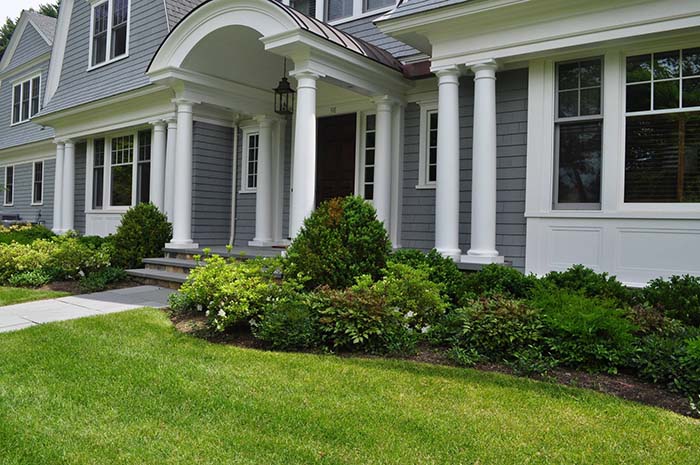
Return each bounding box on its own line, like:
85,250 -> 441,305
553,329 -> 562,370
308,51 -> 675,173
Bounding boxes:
149,0 -> 404,74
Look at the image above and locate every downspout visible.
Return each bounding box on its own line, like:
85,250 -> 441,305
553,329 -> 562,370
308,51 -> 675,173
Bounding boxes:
229,117 -> 240,246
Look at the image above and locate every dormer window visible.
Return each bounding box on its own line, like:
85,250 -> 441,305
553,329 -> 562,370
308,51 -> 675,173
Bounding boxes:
11,75 -> 41,125
90,0 -> 129,68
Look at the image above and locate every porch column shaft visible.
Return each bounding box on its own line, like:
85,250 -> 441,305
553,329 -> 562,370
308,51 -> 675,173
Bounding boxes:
290,72 -> 319,238
466,61 -> 503,263
164,119 -> 177,222
150,121 -> 167,211
62,141 -> 75,232
434,67 -> 462,260
168,100 -> 198,249
251,116 -> 274,245
374,97 -> 392,231
52,142 -> 64,233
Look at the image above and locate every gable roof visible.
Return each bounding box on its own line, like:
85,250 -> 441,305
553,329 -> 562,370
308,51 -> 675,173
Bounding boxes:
0,10 -> 56,73
24,11 -> 58,44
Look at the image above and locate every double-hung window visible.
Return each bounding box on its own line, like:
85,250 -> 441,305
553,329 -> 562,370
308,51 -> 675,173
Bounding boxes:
553,58 -> 603,209
624,48 -> 700,203
32,161 -> 44,205
91,0 -> 129,67
11,76 -> 41,124
363,114 -> 376,200
3,166 -> 14,206
242,131 -> 259,192
92,130 -> 151,209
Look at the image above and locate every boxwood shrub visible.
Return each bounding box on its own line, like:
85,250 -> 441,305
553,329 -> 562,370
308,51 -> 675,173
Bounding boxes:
111,203 -> 172,269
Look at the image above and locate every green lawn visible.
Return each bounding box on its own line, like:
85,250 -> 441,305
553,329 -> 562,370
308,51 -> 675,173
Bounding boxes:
0,286 -> 69,306
0,309 -> 697,465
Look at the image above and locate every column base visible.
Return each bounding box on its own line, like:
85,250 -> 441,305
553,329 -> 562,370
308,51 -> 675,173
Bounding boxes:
165,240 -> 199,250
436,248 -> 462,262
461,252 -> 505,265
248,239 -> 290,247
52,228 -> 66,235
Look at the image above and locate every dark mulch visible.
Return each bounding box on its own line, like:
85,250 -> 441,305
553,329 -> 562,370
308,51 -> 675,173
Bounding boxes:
168,311 -> 699,419
40,278 -> 141,295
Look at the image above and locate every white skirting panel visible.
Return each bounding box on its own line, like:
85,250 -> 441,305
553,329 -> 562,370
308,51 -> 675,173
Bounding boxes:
85,212 -> 125,237
526,217 -> 700,287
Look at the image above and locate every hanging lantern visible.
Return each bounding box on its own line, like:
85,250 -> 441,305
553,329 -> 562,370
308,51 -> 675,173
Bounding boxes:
273,58 -> 295,116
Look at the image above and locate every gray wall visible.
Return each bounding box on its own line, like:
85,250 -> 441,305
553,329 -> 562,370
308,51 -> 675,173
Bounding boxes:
8,24 -> 51,69
43,0 -> 169,114
192,122 -> 234,245
0,158 -> 55,228
401,69 -> 528,270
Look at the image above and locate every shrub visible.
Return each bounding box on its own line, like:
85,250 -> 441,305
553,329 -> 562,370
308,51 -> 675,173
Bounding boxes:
49,234 -> 112,280
642,275 -> 700,327
531,290 -> 638,373
506,347 -> 559,377
679,337 -> 700,396
284,196 -> 391,289
375,262 -> 448,330
252,294 -> 322,350
111,203 -> 172,269
541,265 -> 633,306
78,267 -> 128,293
0,223 -> 55,244
443,295 -> 543,361
389,249 -> 468,305
446,347 -> 483,367
8,269 -> 53,288
316,276 -> 415,354
463,264 -> 538,300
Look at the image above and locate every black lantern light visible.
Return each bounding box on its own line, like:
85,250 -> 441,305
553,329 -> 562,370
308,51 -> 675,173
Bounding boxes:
273,58 -> 295,116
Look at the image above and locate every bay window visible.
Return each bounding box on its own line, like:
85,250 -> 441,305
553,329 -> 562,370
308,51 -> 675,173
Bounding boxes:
554,59 -> 603,209
91,0 -> 129,67
624,48 -> 700,203
92,130 -> 152,209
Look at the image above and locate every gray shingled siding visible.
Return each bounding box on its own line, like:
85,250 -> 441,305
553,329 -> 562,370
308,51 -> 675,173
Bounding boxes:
7,25 -> 51,69
0,158 -> 55,228
42,0 -> 169,115
192,122 -> 234,245
334,14 -> 419,59
73,142 -> 86,234
0,62 -> 54,151
401,69 -> 528,270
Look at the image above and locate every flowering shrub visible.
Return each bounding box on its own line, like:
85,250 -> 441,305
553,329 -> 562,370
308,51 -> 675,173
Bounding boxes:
0,223 -> 55,245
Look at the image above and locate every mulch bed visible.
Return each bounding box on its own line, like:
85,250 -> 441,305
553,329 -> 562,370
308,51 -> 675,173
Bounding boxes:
169,311 -> 699,419
40,278 -> 142,295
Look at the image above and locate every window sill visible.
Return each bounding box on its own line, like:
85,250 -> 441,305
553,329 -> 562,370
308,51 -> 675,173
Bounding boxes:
239,189 -> 257,194
415,183 -> 436,190
87,54 -> 129,72
526,210 -> 700,220
31,202 -> 43,206
86,208 -> 130,214
3,204 -> 14,207
10,119 -> 33,127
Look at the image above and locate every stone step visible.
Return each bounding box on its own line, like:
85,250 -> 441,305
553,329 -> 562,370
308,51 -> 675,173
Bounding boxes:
125,268 -> 188,289
143,257 -> 202,274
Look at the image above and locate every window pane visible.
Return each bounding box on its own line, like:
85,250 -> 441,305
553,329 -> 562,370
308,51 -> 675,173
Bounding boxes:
326,0 -> 353,20
137,162 -> 150,204
683,78 -> 700,108
93,3 -> 108,65
558,62 -> 579,90
93,139 -> 105,209
365,131 -> 375,148
365,150 -> 374,166
138,130 -> 151,161
12,85 -> 21,123
683,48 -> 700,77
21,81 -> 30,121
5,167 -> 13,204
33,162 -> 43,204
558,90 -> 578,118
580,60 -> 602,87
291,0 -> 316,16
581,88 -> 601,116
247,134 -> 259,189
365,0 -> 394,11
366,114 -> 376,131
627,54 -> 652,83
654,50 -> 680,80
625,112 -> 700,202
111,25 -> 127,58
428,165 -> 437,184
654,80 -> 680,110
557,121 -> 602,205
111,0 -> 129,59
364,184 -> 373,200
31,77 -> 40,116
626,83 -> 651,112
111,165 -> 132,206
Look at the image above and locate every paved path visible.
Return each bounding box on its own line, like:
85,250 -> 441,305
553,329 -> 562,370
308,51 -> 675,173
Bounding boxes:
0,286 -> 175,333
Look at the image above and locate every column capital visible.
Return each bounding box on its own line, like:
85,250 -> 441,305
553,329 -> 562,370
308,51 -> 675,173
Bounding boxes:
468,59 -> 498,78
172,98 -> 198,110
150,120 -> 167,130
63,139 -> 75,148
432,65 -> 461,79
166,118 -> 177,128
54,139 -> 66,147
289,69 -> 323,80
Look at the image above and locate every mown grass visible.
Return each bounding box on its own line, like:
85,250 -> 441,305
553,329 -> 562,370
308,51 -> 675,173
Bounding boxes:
0,286 -> 69,306
0,308 -> 697,465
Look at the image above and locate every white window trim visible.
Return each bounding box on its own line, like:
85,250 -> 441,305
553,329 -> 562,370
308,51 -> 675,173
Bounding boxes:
326,0 -> 394,24
240,126 -> 260,194
10,73 -> 41,126
525,40 -> 700,222
87,0 -> 131,72
31,160 -> 44,206
3,165 -> 15,207
416,98 -> 438,189
359,111 -> 376,201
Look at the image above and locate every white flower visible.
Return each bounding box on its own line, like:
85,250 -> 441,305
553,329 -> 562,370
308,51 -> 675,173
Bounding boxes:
196,304 -> 203,312
217,309 -> 226,318
205,310 -> 210,317
405,311 -> 415,318
421,325 -> 431,334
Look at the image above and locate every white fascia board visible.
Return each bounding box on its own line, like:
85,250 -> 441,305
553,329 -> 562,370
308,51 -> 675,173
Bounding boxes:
0,53 -> 51,81
44,0 -> 73,105
0,15 -> 30,72
0,140 -> 56,164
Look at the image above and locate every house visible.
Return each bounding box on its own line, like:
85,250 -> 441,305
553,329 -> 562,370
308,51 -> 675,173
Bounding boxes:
0,0 -> 698,287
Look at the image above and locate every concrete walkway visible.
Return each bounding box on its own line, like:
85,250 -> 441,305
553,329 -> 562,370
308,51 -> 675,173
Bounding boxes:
0,286 -> 175,333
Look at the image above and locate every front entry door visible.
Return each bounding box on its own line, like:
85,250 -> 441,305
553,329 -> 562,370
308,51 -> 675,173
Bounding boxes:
315,114 -> 357,206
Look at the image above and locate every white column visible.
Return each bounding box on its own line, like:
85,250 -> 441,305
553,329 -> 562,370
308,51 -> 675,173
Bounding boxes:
250,115 -> 274,246
149,121 -> 167,211
434,67 -> 462,261
289,71 -> 319,238
166,100 -> 198,249
52,142 -> 65,234
465,61 -> 503,264
61,140 -> 75,232
373,96 -> 393,232
164,118 -> 177,222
